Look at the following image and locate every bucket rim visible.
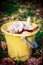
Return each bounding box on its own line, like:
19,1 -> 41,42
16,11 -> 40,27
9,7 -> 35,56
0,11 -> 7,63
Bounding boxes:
1,21 -> 40,37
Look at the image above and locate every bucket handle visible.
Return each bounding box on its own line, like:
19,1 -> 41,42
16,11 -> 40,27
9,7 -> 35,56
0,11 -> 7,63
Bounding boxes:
22,37 -> 38,49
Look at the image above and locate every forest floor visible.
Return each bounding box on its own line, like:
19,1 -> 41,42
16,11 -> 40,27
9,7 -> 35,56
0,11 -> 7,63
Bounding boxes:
0,1 -> 43,65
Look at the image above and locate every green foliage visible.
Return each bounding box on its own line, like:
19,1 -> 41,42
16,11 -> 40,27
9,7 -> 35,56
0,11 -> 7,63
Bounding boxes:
0,35 -> 5,42
35,31 -> 43,45
0,47 -> 9,60
15,60 -> 24,65
0,47 -> 4,59
4,2 -> 20,16
32,31 -> 43,57
1,1 -> 35,17
17,9 -> 35,21
32,48 -> 41,58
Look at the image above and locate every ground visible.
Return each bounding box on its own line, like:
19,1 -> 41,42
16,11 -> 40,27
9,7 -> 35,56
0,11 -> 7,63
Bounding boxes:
0,1 -> 43,65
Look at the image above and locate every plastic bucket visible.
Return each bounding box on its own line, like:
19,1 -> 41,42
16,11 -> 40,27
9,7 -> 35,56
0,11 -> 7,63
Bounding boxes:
1,21 -> 39,61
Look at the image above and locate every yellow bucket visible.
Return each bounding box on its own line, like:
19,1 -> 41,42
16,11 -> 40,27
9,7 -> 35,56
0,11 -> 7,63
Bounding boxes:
1,21 -> 39,61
